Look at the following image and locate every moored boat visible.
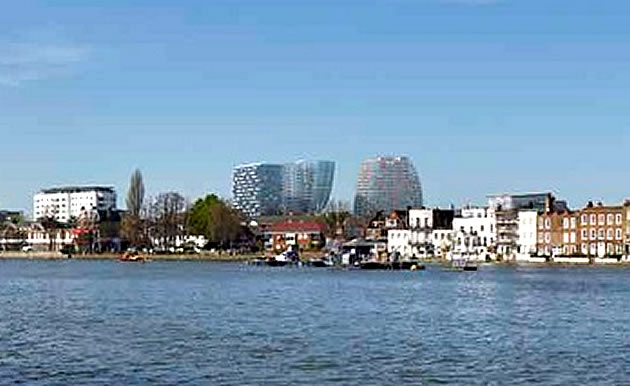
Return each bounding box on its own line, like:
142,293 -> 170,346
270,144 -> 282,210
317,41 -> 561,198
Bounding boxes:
120,252 -> 149,263
450,259 -> 478,271
359,260 -> 425,270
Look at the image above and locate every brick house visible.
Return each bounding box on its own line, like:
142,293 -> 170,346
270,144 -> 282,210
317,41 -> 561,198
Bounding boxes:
270,220 -> 327,252
537,211 -> 565,256
578,202 -> 624,257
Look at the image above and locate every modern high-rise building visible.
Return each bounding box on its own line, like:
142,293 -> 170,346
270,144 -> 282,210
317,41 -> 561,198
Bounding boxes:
33,186 -> 117,223
233,160 -> 335,218
232,163 -> 284,218
353,156 -> 423,216
282,160 -> 335,214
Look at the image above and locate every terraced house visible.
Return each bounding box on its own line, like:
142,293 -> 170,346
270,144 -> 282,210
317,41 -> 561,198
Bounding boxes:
579,202 -> 624,257
536,202 -> 625,258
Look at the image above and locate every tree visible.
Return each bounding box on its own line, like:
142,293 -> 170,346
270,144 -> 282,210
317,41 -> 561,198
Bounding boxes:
40,216 -> 61,252
126,169 -> 145,217
320,199 -> 352,239
122,169 -> 146,247
187,194 -> 244,249
150,192 -> 186,249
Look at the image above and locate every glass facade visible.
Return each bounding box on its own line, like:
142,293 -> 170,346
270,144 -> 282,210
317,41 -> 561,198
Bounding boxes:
233,160 -> 335,217
282,160 -> 335,214
353,156 -> 423,216
232,163 -> 284,218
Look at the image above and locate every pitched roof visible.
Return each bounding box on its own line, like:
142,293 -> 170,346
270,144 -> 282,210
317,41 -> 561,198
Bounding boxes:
271,220 -> 326,233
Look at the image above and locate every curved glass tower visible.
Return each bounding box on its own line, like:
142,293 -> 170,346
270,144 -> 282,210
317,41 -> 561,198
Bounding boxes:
353,156 -> 423,216
283,160 -> 335,214
233,160 -> 335,217
310,160 -> 335,212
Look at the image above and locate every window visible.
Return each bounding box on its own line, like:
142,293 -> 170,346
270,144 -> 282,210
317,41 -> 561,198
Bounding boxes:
563,218 -> 569,229
616,214 -> 623,225
582,229 -> 588,239
570,232 -> 576,243
607,214 -> 614,225
607,229 -> 613,240
598,214 -> 605,225
599,229 -> 605,240
538,233 -> 544,243
571,217 -> 577,229
616,228 -> 622,240
545,233 -> 551,243
590,214 -> 597,225
545,218 -> 551,229
590,229 -> 597,240
563,233 -> 569,243
481,225 -> 485,232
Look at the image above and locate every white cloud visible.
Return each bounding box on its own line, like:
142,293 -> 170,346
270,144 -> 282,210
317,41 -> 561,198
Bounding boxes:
0,42 -> 88,86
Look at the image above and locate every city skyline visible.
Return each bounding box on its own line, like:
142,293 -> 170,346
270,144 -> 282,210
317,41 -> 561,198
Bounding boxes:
1,1 -> 630,211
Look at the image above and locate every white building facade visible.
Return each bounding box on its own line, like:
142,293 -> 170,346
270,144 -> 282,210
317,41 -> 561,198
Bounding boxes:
451,207 -> 496,260
517,210 -> 538,257
387,229 -> 412,258
387,208 -> 454,259
33,186 -> 117,223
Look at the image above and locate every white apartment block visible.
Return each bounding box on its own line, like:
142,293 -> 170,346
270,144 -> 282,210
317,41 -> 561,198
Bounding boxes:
33,186 -> 117,223
517,210 -> 538,256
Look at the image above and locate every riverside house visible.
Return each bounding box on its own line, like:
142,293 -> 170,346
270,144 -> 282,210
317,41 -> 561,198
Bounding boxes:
269,220 -> 327,253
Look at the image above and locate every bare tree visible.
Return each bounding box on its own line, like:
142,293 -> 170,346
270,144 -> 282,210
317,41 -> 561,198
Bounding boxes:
151,192 -> 186,249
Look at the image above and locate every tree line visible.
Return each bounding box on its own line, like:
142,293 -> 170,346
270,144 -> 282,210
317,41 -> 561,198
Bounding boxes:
121,169 -> 247,250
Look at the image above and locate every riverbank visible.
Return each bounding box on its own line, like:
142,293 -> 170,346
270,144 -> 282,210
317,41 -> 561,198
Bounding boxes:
0,251 -> 260,262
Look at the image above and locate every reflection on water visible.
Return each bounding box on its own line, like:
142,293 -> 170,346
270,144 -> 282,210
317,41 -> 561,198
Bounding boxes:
1,260 -> 630,384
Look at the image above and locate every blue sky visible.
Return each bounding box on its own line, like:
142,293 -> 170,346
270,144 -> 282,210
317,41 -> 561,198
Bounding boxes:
1,0 -> 629,213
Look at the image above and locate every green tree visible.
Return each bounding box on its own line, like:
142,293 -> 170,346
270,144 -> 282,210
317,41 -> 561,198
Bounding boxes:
187,194 -> 243,249
126,169 -> 145,217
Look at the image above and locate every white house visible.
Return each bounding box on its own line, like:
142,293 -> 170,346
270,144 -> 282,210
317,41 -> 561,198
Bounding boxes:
387,229 -> 412,258
452,207 -> 496,260
517,210 -> 538,257
388,208 -> 455,259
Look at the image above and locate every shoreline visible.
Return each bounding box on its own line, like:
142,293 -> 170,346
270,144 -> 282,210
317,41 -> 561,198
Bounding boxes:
0,251 -> 259,262
2,252 -> 630,267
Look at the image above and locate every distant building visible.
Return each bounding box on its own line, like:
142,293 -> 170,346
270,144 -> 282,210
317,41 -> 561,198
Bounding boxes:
282,160 -> 335,214
0,210 -> 23,224
576,202 -> 623,257
353,156 -> 423,216
488,192 -> 563,259
269,220 -> 327,252
407,208 -> 455,258
232,163 -> 284,218
517,210 -> 538,256
233,160 -> 335,218
33,186 -> 117,223
452,207 -> 496,260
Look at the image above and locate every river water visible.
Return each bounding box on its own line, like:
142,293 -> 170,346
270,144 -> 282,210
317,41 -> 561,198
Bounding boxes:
1,260 -> 630,385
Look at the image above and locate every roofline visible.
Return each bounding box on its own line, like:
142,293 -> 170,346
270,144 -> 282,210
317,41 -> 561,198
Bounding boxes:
38,186 -> 116,194
487,192 -> 553,198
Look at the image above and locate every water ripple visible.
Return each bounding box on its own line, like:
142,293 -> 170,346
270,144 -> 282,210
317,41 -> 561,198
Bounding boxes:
2,260 -> 630,384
